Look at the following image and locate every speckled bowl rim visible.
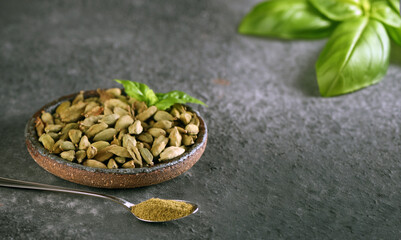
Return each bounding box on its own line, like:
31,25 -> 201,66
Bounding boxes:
25,90 -> 207,175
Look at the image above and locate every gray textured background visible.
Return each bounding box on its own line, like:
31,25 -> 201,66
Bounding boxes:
1,0 -> 401,239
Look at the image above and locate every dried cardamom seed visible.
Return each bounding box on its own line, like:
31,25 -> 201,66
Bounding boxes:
159,146 -> 185,161
122,134 -> 136,148
115,115 -> 134,132
137,132 -> 153,144
39,133 -> 55,151
152,120 -> 173,130
75,150 -> 86,163
86,146 -> 98,159
52,139 -> 64,154
107,159 -> 118,169
35,117 -> 45,137
148,128 -> 166,138
83,159 -> 107,169
60,101 -> 86,123
139,147 -> 154,165
86,122 -> 108,138
93,128 -> 117,142
154,111 -> 175,121
114,156 -> 126,164
136,106 -> 157,122
105,88 -> 121,97
169,127 -> 182,147
180,112 -> 192,125
55,101 -> 71,115
122,160 -> 135,168
68,129 -> 82,144
185,124 -> 199,135
60,141 -> 75,151
60,150 -> 75,161
106,145 -> 131,158
99,114 -> 120,126
41,111 -> 54,125
151,135 -> 169,157
128,120 -> 143,135
182,134 -> 195,146
91,141 -> 110,150
78,135 -> 90,150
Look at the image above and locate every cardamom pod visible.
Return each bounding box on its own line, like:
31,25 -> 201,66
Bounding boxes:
93,128 -> 117,142
86,122 -> 108,138
55,101 -> 71,115
39,133 -> 55,151
86,146 -> 98,159
152,120 -> 173,130
83,159 -> 107,169
154,111 -> 175,121
60,141 -> 75,151
159,146 -> 185,161
128,120 -> 143,135
180,112 -> 192,125
47,132 -> 60,141
60,150 -> 75,161
122,134 -> 136,148
182,134 -> 195,146
127,142 -> 142,166
75,150 -> 86,163
169,127 -> 182,147
134,101 -> 147,114
107,159 -> 118,169
45,124 -> 63,133
114,156 -> 126,164
170,108 -> 180,118
189,114 -> 200,127
137,132 -> 153,144
151,135 -> 169,157
166,126 -> 187,134
35,117 -> 45,137
148,128 -> 166,138
173,103 -> 186,114
122,160 -> 136,168
94,147 -> 114,162
59,123 -> 79,140
79,115 -> 102,128
115,115 -> 134,132
41,111 -> 54,125
99,114 -> 120,126
105,88 -> 121,97
136,106 -> 157,122
84,101 -> 99,114
113,106 -> 129,116
139,147 -> 154,165
110,135 -> 121,146
106,145 -> 131,158
78,135 -> 90,150
52,139 -> 64,154
91,141 -> 110,150
72,91 -> 84,105
104,98 -> 130,111
84,105 -> 103,118
60,101 -> 86,123
68,129 -> 82,144
185,124 -> 199,135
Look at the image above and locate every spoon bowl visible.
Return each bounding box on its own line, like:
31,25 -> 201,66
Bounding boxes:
0,177 -> 199,223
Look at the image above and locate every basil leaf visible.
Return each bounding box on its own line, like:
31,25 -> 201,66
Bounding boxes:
155,91 -> 206,110
316,17 -> 390,97
309,0 -> 363,21
388,0 -> 400,12
371,0 -> 401,28
387,25 -> 401,45
114,79 -> 158,106
238,0 -> 335,39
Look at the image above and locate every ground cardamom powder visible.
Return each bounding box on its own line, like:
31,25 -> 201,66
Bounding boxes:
131,198 -> 195,222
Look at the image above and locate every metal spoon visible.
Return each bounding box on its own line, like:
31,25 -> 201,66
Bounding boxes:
0,176 -> 198,223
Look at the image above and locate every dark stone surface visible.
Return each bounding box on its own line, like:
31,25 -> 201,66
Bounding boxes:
1,0 -> 401,239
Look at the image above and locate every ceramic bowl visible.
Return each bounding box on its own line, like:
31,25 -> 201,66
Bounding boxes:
25,90 -> 207,188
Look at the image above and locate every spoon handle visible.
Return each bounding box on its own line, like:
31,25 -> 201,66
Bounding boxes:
0,177 -> 135,209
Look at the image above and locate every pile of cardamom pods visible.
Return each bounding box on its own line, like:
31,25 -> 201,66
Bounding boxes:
35,88 -> 200,169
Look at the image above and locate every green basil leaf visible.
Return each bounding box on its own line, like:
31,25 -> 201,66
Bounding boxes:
309,0 -> 363,21
238,0 -> 335,39
388,0 -> 400,12
155,91 -> 206,110
114,79 -> 158,106
371,0 -> 401,28
316,17 -> 390,97
387,25 -> 401,45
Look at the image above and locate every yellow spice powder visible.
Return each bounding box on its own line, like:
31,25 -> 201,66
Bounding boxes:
131,198 -> 195,222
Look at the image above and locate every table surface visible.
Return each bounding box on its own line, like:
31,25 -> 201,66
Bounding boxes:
1,0 -> 401,239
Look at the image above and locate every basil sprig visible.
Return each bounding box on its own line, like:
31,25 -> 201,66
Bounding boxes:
115,79 -> 206,110
239,0 -> 401,97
